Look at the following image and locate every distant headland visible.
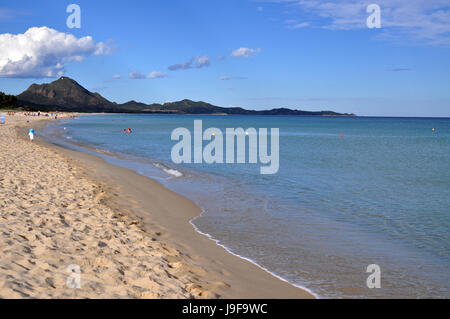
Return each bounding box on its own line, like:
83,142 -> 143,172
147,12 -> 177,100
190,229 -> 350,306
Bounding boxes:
3,76 -> 356,116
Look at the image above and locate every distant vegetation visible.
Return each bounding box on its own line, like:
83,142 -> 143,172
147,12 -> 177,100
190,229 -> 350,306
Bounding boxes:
0,92 -> 18,109
1,91 -> 54,112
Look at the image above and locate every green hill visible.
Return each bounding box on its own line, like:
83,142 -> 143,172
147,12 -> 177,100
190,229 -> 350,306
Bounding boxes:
14,76 -> 356,116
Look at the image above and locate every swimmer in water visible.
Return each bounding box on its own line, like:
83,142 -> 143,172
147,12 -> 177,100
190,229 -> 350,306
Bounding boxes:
128,128 -> 132,133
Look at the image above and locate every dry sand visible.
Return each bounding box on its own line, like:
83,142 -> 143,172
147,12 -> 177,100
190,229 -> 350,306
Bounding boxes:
0,112 -> 314,299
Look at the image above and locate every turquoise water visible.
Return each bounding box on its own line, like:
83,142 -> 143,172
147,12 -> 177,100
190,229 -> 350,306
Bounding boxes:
43,115 -> 450,298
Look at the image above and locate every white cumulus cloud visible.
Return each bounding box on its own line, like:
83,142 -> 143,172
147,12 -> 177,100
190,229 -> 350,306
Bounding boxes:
0,26 -> 112,78
148,71 -> 167,79
195,55 -> 210,68
231,47 -> 262,58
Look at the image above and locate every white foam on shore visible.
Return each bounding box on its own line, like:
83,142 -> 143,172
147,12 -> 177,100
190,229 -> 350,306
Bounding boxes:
189,210 -> 321,299
164,168 -> 183,177
153,163 -> 183,178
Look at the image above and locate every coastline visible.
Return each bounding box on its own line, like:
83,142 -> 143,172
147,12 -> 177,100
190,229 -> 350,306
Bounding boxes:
1,112 -> 315,299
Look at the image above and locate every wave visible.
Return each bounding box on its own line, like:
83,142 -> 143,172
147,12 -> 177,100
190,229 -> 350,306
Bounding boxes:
153,162 -> 183,178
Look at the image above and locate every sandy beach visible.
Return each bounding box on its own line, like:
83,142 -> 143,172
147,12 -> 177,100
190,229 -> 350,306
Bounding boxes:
0,112 -> 314,299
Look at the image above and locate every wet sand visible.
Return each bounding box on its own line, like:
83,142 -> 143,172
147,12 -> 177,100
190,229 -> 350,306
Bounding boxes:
0,112 -> 314,299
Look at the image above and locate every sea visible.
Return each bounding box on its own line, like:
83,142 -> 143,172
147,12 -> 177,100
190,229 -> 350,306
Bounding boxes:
41,114 -> 450,298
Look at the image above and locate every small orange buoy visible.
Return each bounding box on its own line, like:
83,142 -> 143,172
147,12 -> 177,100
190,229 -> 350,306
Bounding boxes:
340,134 -> 343,137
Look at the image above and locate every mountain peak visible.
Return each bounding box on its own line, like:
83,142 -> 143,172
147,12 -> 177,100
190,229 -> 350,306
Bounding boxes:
54,76 -> 81,86
17,76 -> 114,112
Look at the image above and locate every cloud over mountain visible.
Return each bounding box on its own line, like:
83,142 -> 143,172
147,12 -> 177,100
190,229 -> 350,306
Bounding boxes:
0,26 -> 112,78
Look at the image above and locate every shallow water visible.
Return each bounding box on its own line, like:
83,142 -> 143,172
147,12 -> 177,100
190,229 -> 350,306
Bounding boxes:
43,114 -> 450,298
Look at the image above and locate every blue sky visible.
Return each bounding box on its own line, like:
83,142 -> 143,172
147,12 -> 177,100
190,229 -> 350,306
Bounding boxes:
1,0 -> 449,116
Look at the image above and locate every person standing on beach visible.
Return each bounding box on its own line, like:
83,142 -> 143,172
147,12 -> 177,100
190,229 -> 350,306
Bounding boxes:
29,128 -> 35,142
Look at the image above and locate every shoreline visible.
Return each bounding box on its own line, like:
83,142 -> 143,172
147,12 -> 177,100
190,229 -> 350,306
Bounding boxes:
42,117 -> 316,299
188,212 -> 320,298
44,119 -> 319,298
2,112 -> 315,299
